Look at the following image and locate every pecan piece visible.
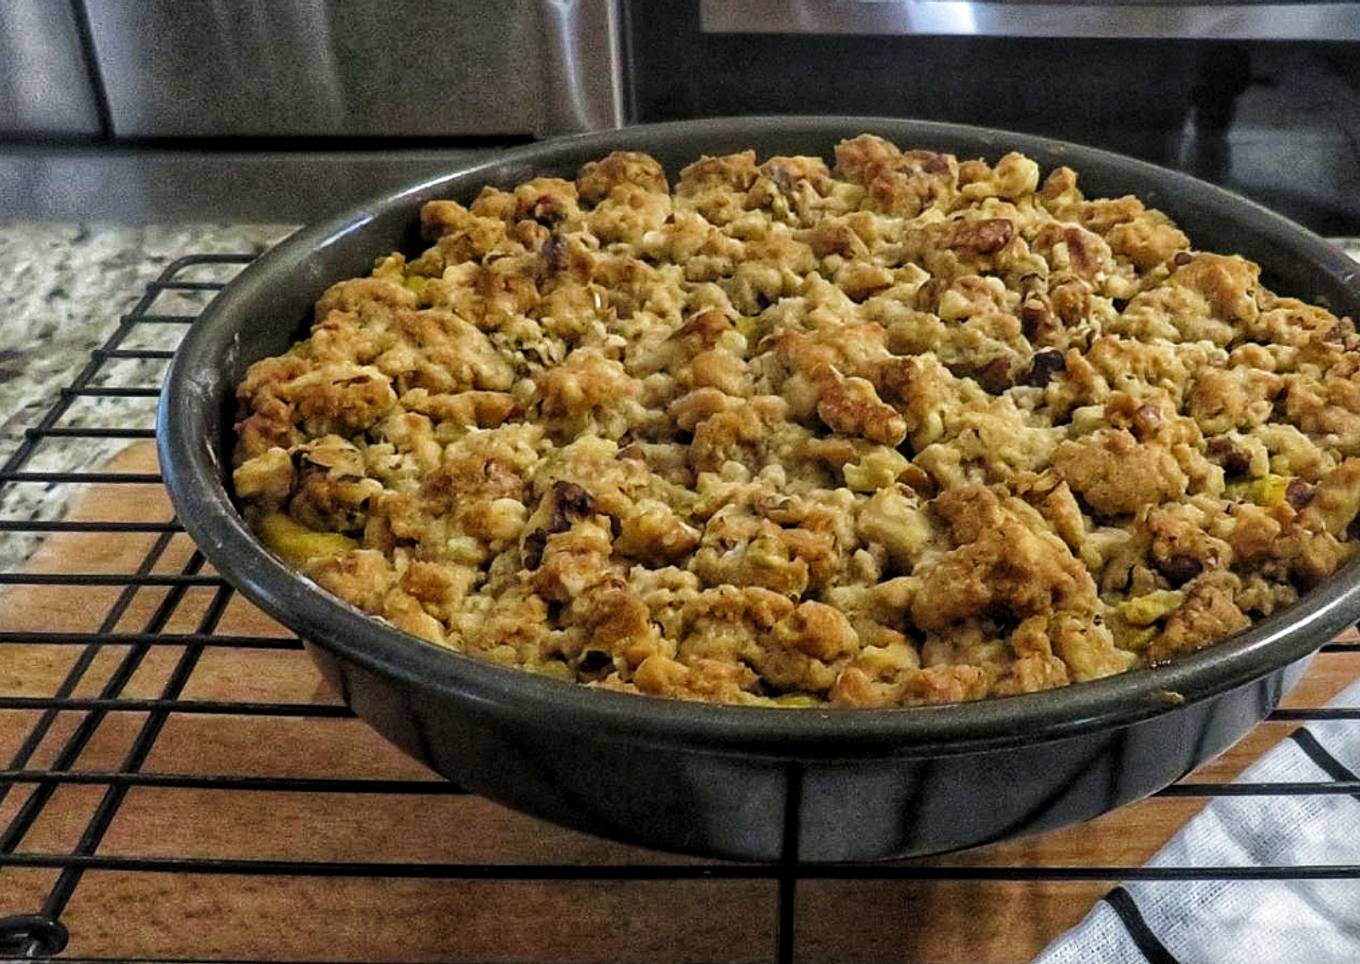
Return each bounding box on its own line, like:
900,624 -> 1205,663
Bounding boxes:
943,217 -> 1014,256
522,530 -> 548,570
814,367 -> 908,447
949,357 -> 1013,394
1023,349 -> 1067,387
1156,553 -> 1203,587
524,481 -> 598,570
548,480 -> 595,532
922,152 -> 951,174
1285,479 -> 1315,510
1020,299 -> 1059,343
1206,437 -> 1250,477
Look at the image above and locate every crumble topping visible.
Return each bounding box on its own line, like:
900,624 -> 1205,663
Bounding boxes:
232,134 -> 1360,707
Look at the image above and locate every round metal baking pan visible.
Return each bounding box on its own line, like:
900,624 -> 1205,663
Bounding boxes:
158,117 -> 1360,861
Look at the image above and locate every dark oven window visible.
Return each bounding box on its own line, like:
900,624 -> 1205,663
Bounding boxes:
627,1 -> 1360,235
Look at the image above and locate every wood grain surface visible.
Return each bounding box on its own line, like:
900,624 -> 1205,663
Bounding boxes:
1,442 -> 1356,962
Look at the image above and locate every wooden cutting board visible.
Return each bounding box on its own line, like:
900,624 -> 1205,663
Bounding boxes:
1,441 -> 1356,962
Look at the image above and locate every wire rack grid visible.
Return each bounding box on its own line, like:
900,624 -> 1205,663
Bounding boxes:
0,254 -> 1357,963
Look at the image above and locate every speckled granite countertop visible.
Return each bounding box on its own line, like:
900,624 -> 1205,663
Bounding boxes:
0,224 -> 295,568
0,228 -> 1357,571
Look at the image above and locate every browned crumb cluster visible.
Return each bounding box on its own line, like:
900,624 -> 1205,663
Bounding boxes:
232,135 -> 1360,707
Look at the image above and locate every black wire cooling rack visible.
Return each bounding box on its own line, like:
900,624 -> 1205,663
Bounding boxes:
0,254 -> 1358,963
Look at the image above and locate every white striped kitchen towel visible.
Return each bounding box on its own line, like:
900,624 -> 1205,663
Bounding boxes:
1034,678 -> 1360,964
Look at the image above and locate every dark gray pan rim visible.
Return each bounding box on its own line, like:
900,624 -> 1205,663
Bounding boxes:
157,115 -> 1360,761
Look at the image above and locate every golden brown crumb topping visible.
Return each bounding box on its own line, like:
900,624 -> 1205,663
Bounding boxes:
232,135 -> 1360,707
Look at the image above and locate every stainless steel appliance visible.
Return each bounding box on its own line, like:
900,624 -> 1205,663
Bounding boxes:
701,0 -> 1360,42
0,1 -> 1355,232
0,0 -> 625,140
0,0 -> 102,136
83,0 -> 624,138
